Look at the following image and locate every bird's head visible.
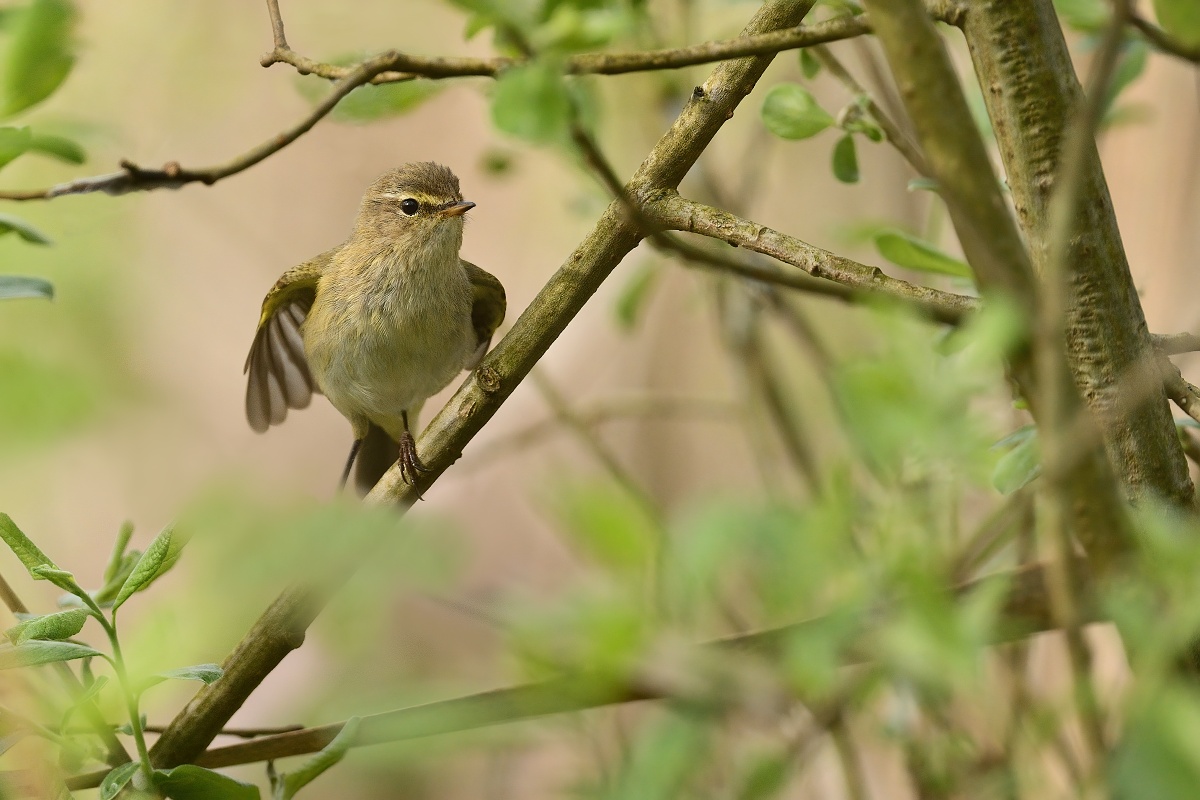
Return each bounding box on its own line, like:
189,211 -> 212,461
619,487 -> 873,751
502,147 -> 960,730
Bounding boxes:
355,162 -> 474,258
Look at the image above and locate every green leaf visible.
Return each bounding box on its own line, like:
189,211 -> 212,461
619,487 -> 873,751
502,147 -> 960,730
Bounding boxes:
27,132 -> 84,164
831,134 -> 859,183
614,260 -> 660,332
1102,39 -> 1148,119
0,640 -> 102,669
30,565 -> 90,602
735,752 -> 790,800
2,0 -> 78,118
0,513 -> 57,575
335,80 -> 440,123
0,126 -> 32,169
1112,684 -> 1200,799
550,483 -> 658,575
1053,0 -> 1108,33
139,663 -> 223,694
0,213 -> 52,245
761,83 -> 834,140
5,608 -> 88,644
0,275 -> 53,300
491,62 -> 571,143
1154,0 -> 1200,46
154,765 -> 261,800
873,230 -> 972,278
273,717 -> 360,799
113,524 -> 188,610
99,762 -> 139,800
992,429 -> 1041,494
799,48 -> 821,79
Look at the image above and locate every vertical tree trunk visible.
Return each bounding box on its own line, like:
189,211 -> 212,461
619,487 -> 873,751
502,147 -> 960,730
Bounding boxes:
959,0 -> 1193,507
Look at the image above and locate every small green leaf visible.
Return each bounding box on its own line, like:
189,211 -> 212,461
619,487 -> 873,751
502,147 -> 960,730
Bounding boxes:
274,717 -> 360,799
30,565 -> 89,602
992,430 -> 1041,494
60,674 -> 108,730
615,260 -> 660,332
799,49 -> 821,79
99,762 -> 139,800
5,608 -> 88,644
113,525 -> 188,610
2,0 -> 78,118
874,230 -> 972,278
27,132 -> 85,164
139,663 -> 223,694
1053,0 -> 1108,33
831,134 -> 859,183
0,640 -> 102,669
0,126 -> 32,169
154,765 -> 261,800
0,214 -> 52,245
0,513 -> 57,575
332,80 -> 440,124
735,752 -> 790,800
0,275 -> 53,300
491,61 -> 571,144
1154,0 -> 1200,46
761,83 -> 834,140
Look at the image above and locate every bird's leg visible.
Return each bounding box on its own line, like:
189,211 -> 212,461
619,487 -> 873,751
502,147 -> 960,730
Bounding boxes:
397,410 -> 430,487
339,438 -> 363,491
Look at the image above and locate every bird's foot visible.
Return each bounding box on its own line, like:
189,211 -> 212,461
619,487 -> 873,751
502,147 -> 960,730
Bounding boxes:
397,430 -> 430,492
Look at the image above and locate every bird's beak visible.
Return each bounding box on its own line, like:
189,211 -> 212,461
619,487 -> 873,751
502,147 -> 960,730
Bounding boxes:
440,200 -> 475,217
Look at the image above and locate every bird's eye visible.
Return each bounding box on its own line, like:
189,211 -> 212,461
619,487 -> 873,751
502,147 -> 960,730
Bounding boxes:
399,198 -> 419,216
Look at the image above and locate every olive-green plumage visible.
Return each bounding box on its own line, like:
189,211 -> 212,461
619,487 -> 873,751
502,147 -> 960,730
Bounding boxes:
244,163 -> 505,492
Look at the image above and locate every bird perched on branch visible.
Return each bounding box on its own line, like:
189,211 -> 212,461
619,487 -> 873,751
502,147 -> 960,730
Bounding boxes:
244,163 -> 506,494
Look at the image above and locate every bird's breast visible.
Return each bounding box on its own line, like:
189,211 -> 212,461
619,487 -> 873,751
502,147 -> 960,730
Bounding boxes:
303,252 -> 476,424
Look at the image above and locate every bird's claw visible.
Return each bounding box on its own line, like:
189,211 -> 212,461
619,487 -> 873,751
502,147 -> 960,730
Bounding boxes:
397,431 -> 430,496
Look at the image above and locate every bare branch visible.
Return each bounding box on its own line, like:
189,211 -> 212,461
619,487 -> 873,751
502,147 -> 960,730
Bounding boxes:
261,14 -> 874,84
642,192 -> 976,325
1152,332 -> 1200,356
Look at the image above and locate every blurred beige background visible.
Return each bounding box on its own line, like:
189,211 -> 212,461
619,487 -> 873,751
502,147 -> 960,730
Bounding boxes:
0,0 -> 1196,797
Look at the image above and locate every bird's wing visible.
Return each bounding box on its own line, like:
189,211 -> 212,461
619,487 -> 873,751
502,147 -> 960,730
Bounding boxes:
462,259 -> 506,369
244,250 -> 334,433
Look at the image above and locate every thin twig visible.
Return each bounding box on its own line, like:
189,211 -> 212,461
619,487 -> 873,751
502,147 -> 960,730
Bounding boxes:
1131,14 -> 1200,63
811,44 -> 930,175
642,191 -> 977,325
0,53 -> 415,201
465,396 -> 735,470
260,14 -> 874,84
264,0 -> 288,51
1162,360 -> 1200,426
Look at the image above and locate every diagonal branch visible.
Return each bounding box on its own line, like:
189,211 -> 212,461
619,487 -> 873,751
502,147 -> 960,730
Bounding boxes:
146,0 -> 820,771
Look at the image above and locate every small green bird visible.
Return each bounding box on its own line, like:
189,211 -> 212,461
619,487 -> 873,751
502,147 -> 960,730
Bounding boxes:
244,163 -> 506,494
